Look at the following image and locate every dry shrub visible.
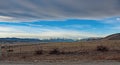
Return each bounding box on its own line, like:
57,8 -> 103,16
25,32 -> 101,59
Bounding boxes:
96,45 -> 109,52
7,49 -> 14,52
21,56 -> 27,59
34,50 -> 43,55
1,46 -> 5,49
49,48 -> 60,55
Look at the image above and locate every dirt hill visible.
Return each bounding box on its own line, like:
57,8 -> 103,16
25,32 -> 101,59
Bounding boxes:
104,33 -> 120,40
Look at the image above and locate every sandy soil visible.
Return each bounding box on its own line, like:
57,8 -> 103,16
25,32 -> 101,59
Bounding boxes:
0,61 -> 120,65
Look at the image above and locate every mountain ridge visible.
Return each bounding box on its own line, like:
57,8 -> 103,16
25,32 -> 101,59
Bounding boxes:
0,38 -> 75,43
104,33 -> 120,40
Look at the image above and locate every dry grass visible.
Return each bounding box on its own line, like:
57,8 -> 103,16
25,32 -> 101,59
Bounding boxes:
0,40 -> 120,62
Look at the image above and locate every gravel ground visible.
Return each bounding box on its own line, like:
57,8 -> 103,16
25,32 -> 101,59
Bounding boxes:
0,61 -> 120,65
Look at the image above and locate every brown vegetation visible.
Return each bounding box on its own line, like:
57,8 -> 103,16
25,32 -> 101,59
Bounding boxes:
0,40 -> 120,62
34,50 -> 43,55
96,45 -> 109,52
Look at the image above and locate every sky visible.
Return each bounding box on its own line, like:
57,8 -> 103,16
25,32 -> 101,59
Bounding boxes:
0,0 -> 120,39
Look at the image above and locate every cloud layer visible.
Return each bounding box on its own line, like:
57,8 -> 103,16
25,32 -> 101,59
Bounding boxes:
0,0 -> 120,21
0,26 -> 101,39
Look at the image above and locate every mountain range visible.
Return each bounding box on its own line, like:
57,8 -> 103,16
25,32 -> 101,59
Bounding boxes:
0,33 -> 120,43
0,38 -> 75,43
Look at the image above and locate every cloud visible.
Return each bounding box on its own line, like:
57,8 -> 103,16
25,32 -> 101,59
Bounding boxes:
0,0 -> 120,22
0,26 -> 16,32
0,31 -> 101,40
101,17 -> 120,24
0,25 -> 102,39
65,24 -> 91,28
110,26 -> 120,30
0,16 -> 14,21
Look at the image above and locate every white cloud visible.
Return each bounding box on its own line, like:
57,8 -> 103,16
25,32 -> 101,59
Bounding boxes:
65,24 -> 91,28
116,18 -> 120,21
0,26 -> 102,39
0,26 -> 16,32
101,17 -> 120,24
0,31 -> 101,40
0,16 -> 15,22
111,26 -> 120,30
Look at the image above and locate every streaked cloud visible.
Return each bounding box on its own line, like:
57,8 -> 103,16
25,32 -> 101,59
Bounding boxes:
0,0 -> 120,22
0,23 -> 102,39
101,17 -> 120,24
0,18 -> 119,39
0,26 -> 16,32
0,16 -> 14,21
64,24 -> 90,28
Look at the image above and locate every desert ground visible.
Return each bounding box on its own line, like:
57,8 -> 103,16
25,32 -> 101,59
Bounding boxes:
0,40 -> 120,62
0,61 -> 120,65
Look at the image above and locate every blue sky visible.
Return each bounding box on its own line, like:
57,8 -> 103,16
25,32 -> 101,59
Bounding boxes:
0,0 -> 120,39
0,17 -> 120,39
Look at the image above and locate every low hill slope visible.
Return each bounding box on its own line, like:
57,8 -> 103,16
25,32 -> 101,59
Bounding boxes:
104,33 -> 120,40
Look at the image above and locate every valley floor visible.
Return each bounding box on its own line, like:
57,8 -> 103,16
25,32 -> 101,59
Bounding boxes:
0,40 -> 120,62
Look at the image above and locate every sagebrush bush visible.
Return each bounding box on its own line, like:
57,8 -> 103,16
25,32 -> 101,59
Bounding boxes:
34,50 -> 43,55
96,45 -> 109,52
49,48 -> 60,55
7,49 -> 14,52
